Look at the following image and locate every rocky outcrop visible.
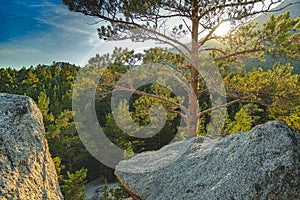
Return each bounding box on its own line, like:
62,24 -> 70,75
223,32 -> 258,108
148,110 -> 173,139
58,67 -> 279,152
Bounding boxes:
0,93 -> 63,199
115,121 -> 300,200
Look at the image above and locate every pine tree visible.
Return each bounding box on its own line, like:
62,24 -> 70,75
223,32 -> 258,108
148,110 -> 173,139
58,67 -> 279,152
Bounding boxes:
37,90 -> 54,127
61,168 -> 88,200
100,180 -> 112,200
63,0 -> 300,137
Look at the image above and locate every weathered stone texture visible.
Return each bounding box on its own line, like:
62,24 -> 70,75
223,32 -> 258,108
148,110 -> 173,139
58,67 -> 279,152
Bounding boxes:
116,121 -> 300,200
0,93 -> 63,200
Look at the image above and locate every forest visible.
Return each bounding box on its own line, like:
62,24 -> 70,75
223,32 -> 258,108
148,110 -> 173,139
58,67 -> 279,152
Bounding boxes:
1,0 -> 300,199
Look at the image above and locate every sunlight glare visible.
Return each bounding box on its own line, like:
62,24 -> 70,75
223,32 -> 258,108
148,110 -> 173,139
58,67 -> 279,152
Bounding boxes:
214,21 -> 232,37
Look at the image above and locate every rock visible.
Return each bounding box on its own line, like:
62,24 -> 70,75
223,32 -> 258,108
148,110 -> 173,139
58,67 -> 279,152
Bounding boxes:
0,93 -> 63,200
115,121 -> 300,200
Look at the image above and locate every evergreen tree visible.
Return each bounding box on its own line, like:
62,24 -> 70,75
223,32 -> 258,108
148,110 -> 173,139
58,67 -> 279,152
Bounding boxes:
61,168 -> 88,200
37,90 -> 54,127
52,156 -> 65,183
109,182 -> 130,200
224,103 -> 262,134
63,0 -> 300,137
100,180 -> 112,200
47,110 -> 89,172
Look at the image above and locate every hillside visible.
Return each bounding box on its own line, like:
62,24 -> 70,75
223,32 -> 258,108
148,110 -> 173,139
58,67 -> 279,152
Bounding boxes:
246,0 -> 300,73
254,0 -> 300,23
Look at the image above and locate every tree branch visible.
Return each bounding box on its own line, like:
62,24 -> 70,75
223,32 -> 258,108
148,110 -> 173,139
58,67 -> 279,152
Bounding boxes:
91,13 -> 192,54
136,35 -> 190,61
200,48 -> 226,55
197,98 -> 243,118
114,85 -> 188,114
213,48 -> 260,61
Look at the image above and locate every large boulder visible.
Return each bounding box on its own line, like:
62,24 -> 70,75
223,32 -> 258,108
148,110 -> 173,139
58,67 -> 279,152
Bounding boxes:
115,121 -> 300,200
0,93 -> 63,200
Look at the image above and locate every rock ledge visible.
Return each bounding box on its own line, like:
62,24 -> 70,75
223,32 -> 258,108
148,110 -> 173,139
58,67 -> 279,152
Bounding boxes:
115,121 -> 300,200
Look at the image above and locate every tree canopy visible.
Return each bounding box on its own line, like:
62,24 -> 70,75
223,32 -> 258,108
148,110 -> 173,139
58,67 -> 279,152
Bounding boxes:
63,0 -> 300,138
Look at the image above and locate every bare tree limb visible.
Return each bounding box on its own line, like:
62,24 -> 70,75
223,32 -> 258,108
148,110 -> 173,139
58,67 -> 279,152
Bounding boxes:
213,48 -> 260,61
200,48 -> 226,55
197,98 -> 243,118
114,85 -> 188,114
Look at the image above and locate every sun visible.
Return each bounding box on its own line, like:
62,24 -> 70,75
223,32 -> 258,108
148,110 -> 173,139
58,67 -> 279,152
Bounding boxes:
214,21 -> 232,37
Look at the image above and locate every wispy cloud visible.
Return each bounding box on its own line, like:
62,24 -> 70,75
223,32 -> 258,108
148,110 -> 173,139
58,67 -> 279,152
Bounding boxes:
32,1 -> 102,47
0,48 -> 40,55
0,0 -> 104,68
34,18 -> 95,36
0,0 -> 166,68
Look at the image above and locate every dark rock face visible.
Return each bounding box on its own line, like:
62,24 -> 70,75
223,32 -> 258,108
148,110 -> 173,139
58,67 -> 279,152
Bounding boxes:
0,93 -> 63,200
115,121 -> 300,200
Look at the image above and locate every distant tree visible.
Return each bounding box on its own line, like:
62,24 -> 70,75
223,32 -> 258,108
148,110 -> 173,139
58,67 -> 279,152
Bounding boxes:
277,106 -> 300,131
100,180 -> 130,200
47,110 -> 89,172
37,90 -> 55,127
52,156 -> 65,183
109,182 -> 130,200
225,63 -> 300,131
100,180 -> 112,200
0,68 -> 17,93
53,156 -> 88,200
64,0 -> 300,137
61,168 -> 88,200
224,103 -> 262,134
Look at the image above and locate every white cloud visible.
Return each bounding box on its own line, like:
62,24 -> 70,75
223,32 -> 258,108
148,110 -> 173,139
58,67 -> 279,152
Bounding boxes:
34,17 -> 95,36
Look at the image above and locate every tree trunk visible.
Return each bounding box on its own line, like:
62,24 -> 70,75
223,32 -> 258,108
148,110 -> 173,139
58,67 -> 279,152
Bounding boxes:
186,94 -> 198,138
186,0 -> 200,138
67,155 -> 73,172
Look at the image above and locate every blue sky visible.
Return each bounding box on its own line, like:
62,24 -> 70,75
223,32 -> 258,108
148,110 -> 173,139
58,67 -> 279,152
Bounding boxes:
0,0 -> 105,68
0,0 -> 167,69
1,0 -> 294,69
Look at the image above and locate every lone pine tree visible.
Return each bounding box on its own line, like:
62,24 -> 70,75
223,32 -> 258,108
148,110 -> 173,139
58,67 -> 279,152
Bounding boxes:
63,0 -> 300,137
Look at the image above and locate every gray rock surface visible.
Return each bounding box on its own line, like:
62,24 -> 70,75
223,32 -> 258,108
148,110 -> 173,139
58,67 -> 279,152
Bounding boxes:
0,93 -> 63,200
115,121 -> 300,200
